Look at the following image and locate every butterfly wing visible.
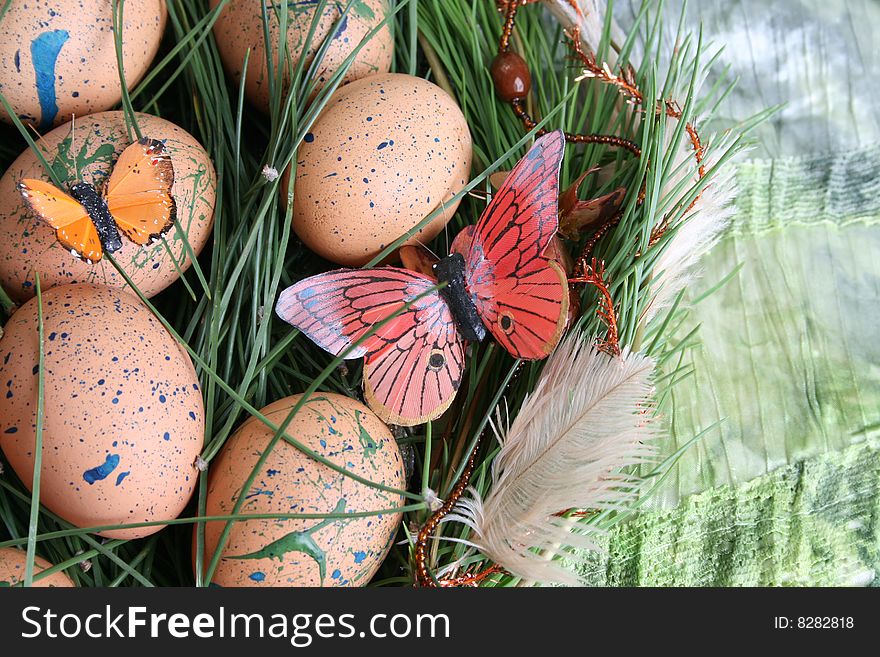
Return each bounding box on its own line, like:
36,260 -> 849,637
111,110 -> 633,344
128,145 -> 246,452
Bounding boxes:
464,130 -> 568,359
104,138 -> 177,245
18,179 -> 104,263
276,268 -> 464,426
363,296 -> 465,426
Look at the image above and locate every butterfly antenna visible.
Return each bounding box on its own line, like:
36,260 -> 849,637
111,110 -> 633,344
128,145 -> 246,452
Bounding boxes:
414,238 -> 440,261
26,123 -> 52,157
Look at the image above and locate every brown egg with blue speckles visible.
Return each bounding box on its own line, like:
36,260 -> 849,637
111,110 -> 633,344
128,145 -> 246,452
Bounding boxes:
210,0 -> 393,111
0,111 -> 216,303
0,283 -> 204,539
196,393 -> 405,587
0,547 -> 75,587
0,0 -> 167,129
291,73 -> 472,266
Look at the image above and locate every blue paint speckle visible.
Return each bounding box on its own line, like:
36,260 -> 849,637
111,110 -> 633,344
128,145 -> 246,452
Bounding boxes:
304,132 -> 315,143
249,571 -> 266,582
331,569 -> 342,580
83,454 -> 120,485
115,471 -> 130,486
333,11 -> 349,38
159,394 -> 166,403
4,427 -> 18,434
30,30 -> 70,131
245,488 -> 274,500
163,432 -> 170,441
353,551 -> 366,564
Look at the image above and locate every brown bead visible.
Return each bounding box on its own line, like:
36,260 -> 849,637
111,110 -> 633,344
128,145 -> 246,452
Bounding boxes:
491,51 -> 531,101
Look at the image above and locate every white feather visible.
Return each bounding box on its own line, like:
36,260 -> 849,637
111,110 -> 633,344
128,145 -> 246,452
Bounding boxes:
647,128 -> 744,320
451,332 -> 658,586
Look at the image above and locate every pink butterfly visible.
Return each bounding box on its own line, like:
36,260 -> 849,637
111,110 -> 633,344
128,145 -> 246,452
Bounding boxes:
275,131 -> 569,426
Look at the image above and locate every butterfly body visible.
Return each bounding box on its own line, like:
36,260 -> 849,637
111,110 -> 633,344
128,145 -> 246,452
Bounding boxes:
277,130 -> 568,426
17,137 -> 177,263
434,252 -> 486,343
67,182 -> 124,254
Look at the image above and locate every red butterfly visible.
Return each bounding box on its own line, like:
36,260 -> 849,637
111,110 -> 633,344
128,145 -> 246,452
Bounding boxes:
275,130 -> 569,426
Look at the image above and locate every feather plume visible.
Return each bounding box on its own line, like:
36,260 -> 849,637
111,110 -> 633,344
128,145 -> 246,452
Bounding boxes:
647,128 -> 743,320
447,331 -> 658,586
648,159 -> 737,318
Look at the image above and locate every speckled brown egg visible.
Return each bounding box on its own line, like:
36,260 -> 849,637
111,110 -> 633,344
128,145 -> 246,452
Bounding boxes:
210,0 -> 393,111
0,1 -> 167,130
0,111 -> 216,303
292,73 -> 472,266
0,283 -> 204,540
0,547 -> 75,587
197,393 -> 405,587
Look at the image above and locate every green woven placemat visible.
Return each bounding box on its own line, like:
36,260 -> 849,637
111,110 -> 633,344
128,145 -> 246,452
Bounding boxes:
577,438 -> 879,586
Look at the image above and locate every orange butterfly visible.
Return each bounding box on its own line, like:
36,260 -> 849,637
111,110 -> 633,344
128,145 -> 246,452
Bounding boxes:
17,137 -> 177,263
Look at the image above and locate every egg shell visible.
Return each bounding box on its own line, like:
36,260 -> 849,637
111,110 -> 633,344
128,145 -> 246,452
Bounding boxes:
292,73 -> 472,266
210,0 -> 393,111
0,1 -> 167,129
198,393 -> 405,587
0,283 -> 204,540
0,111 -> 216,303
0,547 -> 75,587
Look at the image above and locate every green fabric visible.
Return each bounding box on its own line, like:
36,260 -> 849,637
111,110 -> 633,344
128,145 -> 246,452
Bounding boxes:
653,144 -> 880,506
640,0 -> 880,160
594,0 -> 880,585
577,437 -> 880,586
